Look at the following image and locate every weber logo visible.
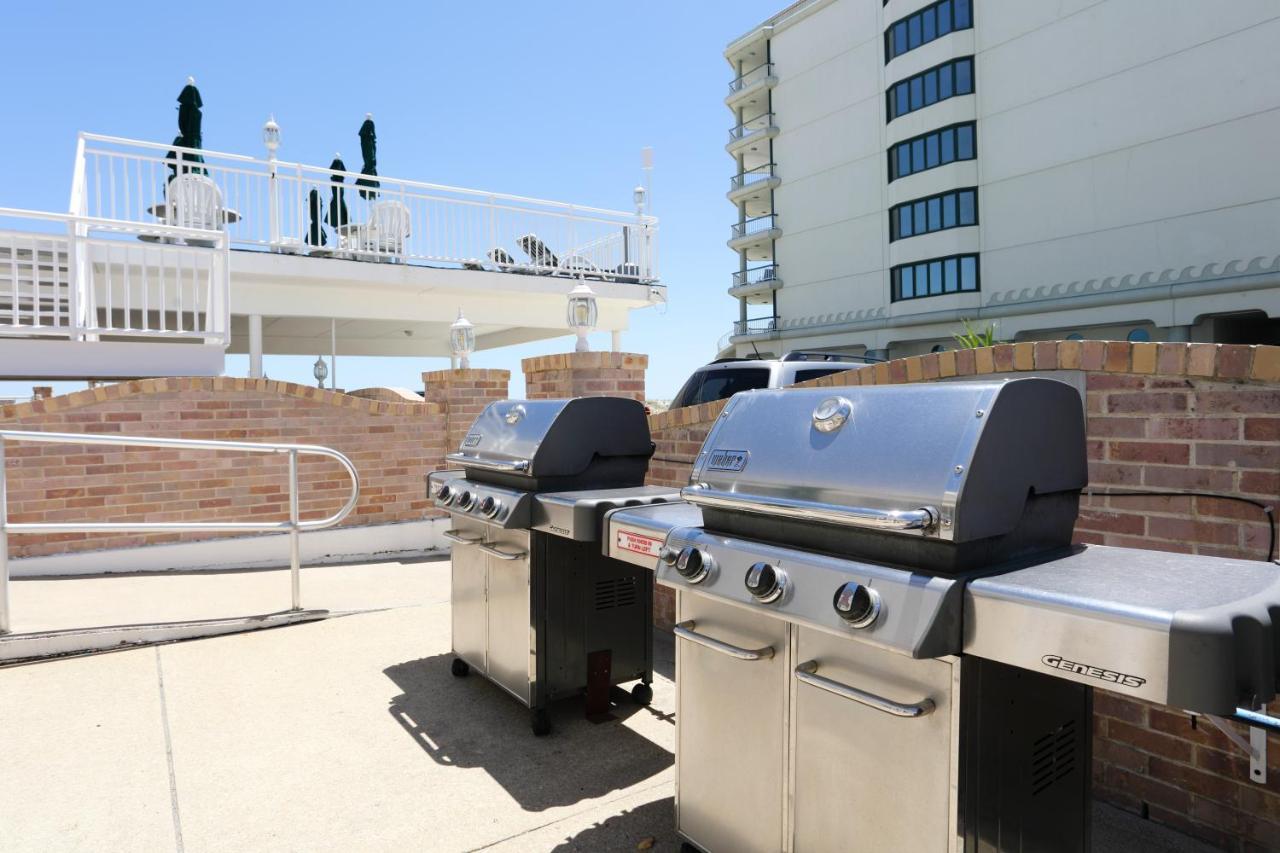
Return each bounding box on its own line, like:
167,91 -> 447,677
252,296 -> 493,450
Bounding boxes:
463,433 -> 482,447
1042,654 -> 1146,689
706,449 -> 749,472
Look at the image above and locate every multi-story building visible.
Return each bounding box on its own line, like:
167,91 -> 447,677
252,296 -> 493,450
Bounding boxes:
723,0 -> 1280,358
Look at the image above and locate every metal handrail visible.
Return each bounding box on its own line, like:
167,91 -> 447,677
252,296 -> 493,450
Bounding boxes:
0,429 -> 361,634
681,484 -> 940,535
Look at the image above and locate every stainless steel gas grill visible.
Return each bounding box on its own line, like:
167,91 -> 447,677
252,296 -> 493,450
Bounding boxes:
604,378 -> 1280,853
428,396 -> 677,736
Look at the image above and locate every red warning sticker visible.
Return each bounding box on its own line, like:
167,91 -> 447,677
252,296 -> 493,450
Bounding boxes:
616,529 -> 664,557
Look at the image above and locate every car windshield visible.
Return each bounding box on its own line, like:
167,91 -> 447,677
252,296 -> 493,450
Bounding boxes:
671,367 -> 771,408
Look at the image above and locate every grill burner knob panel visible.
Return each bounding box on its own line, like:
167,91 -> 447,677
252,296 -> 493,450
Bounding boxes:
659,546 -> 680,566
675,547 -> 712,583
456,490 -> 475,511
745,562 -> 786,604
478,496 -> 501,518
834,582 -> 881,628
436,485 -> 454,505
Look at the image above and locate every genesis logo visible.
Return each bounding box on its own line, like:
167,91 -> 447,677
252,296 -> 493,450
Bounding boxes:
706,449 -> 748,472
463,433 -> 482,447
1042,654 -> 1147,689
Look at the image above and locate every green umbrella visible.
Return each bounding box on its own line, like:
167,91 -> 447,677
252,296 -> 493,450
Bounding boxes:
355,114 -> 379,200
326,155 -> 349,230
306,188 -> 327,246
171,77 -> 206,176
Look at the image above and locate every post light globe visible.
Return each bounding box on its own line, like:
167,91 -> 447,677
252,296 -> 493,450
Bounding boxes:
633,185 -> 646,214
566,281 -> 598,352
262,115 -> 281,156
312,355 -> 328,388
450,309 -> 476,369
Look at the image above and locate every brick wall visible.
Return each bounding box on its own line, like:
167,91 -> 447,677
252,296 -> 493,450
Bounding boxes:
422,368 -> 511,449
521,352 -> 647,402
0,377 -> 450,558
647,341 -> 1280,851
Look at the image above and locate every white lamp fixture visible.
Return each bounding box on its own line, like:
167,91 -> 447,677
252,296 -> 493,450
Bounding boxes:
262,114 -> 280,159
633,184 -> 646,217
450,309 -> 476,369
313,356 -> 329,389
566,280 -> 598,353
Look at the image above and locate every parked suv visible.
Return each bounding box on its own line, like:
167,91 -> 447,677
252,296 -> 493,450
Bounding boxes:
669,351 -> 877,410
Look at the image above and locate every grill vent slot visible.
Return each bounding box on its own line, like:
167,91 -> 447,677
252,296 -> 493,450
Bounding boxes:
594,577 -> 638,611
1030,719 -> 1077,796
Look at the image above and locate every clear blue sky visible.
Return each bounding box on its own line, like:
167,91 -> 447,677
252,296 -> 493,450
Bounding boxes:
0,0 -> 784,400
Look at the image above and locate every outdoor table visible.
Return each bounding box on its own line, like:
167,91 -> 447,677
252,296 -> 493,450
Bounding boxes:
146,203 -> 241,225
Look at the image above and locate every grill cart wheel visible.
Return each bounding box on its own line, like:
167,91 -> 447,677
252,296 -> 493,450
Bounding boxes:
450,658 -> 470,678
631,683 -> 654,706
531,709 -> 552,737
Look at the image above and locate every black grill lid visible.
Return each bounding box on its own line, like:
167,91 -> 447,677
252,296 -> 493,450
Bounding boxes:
446,397 -> 654,490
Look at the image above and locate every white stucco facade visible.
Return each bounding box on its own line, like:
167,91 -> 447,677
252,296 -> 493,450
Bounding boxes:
724,0 -> 1280,357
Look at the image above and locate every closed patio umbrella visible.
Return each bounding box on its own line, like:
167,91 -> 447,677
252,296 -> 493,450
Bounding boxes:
306,188 -> 327,246
174,76 -> 207,175
355,114 -> 379,200
326,154 -> 349,231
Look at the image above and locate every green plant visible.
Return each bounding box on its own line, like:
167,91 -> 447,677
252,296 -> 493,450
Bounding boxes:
952,319 -> 999,349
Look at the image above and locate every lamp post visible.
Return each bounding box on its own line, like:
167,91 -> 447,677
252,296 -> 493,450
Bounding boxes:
313,355 -> 328,389
450,309 -> 475,369
567,280 -> 598,353
263,115 -> 281,247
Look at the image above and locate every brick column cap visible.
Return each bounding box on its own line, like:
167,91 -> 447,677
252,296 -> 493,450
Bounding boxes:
521,351 -> 648,373
421,368 -> 511,385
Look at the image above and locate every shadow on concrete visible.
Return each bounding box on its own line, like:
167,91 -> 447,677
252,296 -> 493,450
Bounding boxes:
384,653 -> 673,812
550,796 -> 677,852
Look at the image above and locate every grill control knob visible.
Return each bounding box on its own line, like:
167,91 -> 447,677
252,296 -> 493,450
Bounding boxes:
456,490 -> 474,511
833,582 -> 881,628
436,485 -> 454,505
658,546 -> 680,566
745,562 -> 786,604
478,496 -> 502,518
675,547 -> 712,583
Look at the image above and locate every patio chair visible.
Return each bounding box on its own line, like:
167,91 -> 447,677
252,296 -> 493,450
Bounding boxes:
352,200 -> 411,260
487,247 -> 522,273
167,174 -> 224,244
558,254 -> 609,281
516,234 -> 559,271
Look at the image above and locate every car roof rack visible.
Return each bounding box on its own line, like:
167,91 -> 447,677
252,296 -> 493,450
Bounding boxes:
781,350 -> 885,363
709,356 -> 758,364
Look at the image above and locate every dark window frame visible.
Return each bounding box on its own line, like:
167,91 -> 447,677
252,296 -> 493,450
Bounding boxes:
885,56 -> 975,123
889,187 -> 979,242
887,122 -> 978,182
884,0 -> 973,62
890,252 -> 981,302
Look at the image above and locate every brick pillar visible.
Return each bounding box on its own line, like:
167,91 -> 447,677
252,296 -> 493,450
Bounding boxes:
520,352 -> 648,401
422,368 -> 510,449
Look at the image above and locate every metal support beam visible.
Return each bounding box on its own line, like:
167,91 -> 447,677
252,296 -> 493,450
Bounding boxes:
248,314 -> 264,378
330,319 -> 337,392
611,330 -> 622,352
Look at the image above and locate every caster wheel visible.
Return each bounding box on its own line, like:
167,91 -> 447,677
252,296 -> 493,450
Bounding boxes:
450,658 -> 470,678
631,683 -> 654,706
531,709 -> 552,737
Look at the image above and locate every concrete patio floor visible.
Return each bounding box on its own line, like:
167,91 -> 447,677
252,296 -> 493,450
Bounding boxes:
0,559 -> 1222,852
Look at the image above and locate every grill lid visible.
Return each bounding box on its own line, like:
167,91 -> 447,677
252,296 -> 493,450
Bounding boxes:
683,379 -> 1085,544
446,397 -> 653,488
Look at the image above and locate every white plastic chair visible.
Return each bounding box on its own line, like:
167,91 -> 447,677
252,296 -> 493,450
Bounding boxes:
167,175 -> 224,240
353,201 -> 411,259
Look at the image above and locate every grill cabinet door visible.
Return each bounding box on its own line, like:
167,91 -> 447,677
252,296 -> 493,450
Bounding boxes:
676,594 -> 789,853
791,627 -> 956,853
450,524 -> 488,674
485,529 -> 533,705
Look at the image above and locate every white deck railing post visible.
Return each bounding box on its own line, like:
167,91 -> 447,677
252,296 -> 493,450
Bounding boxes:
0,439 -> 9,635
288,448 -> 301,611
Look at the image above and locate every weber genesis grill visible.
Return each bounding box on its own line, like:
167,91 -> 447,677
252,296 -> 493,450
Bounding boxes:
428,396 -> 677,736
604,378 -> 1280,852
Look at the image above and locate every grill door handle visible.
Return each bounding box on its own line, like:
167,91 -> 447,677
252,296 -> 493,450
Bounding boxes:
674,620 -> 774,660
443,529 -> 483,544
478,543 -> 527,561
794,660 -> 935,718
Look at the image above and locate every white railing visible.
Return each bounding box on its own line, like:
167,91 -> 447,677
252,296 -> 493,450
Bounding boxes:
0,430 -> 361,634
0,208 -> 229,346
72,133 -> 659,283
729,62 -> 774,95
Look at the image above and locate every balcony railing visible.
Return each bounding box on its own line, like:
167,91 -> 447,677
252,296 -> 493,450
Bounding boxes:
731,265 -> 780,289
70,133 -> 659,284
730,163 -> 777,192
0,207 -> 229,346
728,62 -> 773,94
733,316 -> 779,336
729,112 -> 775,143
731,214 -> 779,240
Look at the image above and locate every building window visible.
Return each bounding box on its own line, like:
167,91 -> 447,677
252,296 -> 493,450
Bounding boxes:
885,0 -> 973,63
892,253 -> 980,301
886,57 -> 974,122
888,122 -> 976,181
890,188 -> 978,241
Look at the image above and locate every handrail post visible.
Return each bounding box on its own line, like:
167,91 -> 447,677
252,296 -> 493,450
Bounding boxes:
0,439 -> 9,634
288,448 -> 301,611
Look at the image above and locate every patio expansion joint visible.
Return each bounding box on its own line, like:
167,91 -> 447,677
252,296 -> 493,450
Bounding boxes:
154,647 -> 186,853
